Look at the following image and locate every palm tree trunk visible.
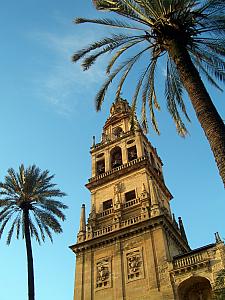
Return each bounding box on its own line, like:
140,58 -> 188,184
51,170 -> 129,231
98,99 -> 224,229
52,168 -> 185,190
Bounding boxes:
24,209 -> 35,300
166,40 -> 225,188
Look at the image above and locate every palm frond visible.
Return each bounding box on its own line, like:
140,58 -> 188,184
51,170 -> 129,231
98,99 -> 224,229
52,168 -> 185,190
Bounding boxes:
94,0 -> 155,26
75,17 -> 145,31
106,38 -> 146,74
72,34 -> 133,63
81,35 -> 147,70
165,59 -> 188,137
6,215 -> 20,245
0,212 -> 14,239
29,216 -> 41,245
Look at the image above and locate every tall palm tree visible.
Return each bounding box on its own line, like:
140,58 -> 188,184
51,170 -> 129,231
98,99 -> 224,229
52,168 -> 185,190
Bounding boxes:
0,164 -> 67,300
73,0 -> 225,187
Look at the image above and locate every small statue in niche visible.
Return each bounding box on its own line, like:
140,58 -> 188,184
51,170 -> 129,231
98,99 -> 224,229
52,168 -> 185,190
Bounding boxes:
114,182 -> 123,207
113,211 -> 121,223
114,182 -> 123,194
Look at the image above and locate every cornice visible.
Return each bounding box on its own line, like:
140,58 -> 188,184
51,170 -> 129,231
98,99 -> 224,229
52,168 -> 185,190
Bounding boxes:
69,214 -> 188,254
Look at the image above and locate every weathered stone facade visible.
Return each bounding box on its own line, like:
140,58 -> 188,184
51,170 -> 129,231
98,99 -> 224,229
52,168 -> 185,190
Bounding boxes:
70,98 -> 225,300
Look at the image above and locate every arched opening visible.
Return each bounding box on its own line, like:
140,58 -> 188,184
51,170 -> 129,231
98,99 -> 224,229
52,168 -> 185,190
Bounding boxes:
111,146 -> 122,169
178,276 -> 212,300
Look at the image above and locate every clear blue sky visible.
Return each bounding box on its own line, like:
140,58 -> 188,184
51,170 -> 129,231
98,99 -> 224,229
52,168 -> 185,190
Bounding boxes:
0,1 -> 224,300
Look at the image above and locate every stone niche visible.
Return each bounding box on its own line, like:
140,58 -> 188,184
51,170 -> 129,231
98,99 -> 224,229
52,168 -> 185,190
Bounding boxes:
95,257 -> 112,290
125,247 -> 144,282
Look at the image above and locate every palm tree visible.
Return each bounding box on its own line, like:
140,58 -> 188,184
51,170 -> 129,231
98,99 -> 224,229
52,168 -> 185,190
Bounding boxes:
213,269 -> 225,299
0,164 -> 67,300
73,0 -> 225,187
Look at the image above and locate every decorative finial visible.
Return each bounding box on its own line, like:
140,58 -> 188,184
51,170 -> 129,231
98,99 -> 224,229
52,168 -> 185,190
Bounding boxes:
92,136 -> 96,147
178,217 -> 188,245
215,232 -> 222,243
79,204 -> 86,233
77,204 -> 86,243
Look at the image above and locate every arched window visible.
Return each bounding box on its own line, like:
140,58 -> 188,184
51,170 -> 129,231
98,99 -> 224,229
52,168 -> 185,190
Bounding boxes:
111,146 -> 122,169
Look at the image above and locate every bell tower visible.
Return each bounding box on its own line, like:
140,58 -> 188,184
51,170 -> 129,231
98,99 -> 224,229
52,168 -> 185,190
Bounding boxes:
70,98 -> 191,300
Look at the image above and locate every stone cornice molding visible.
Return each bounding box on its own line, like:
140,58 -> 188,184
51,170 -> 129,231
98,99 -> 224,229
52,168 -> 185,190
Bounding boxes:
70,214 -> 188,255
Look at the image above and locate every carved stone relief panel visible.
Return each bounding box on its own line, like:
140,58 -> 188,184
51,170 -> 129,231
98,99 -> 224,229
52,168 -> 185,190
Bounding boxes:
158,261 -> 170,285
125,247 -> 144,282
95,257 -> 112,290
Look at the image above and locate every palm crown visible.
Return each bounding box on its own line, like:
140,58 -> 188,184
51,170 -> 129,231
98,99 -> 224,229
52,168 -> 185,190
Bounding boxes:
74,0 -> 225,135
73,0 -> 225,187
0,164 -> 67,245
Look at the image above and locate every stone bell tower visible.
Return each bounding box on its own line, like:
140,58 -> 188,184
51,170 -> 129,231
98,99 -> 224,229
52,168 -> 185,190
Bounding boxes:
70,98 -> 225,300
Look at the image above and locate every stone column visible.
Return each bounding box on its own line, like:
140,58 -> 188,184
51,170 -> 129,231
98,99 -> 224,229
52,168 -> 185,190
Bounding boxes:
91,154 -> 96,177
135,131 -> 144,158
105,148 -> 110,172
122,141 -> 128,164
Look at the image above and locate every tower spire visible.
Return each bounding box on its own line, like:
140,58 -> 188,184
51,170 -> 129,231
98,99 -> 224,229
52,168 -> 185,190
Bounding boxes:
77,204 -> 86,243
178,217 -> 188,245
215,232 -> 222,243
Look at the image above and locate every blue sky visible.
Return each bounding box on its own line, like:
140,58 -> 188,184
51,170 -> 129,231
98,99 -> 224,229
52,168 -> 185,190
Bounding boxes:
0,1 -> 225,299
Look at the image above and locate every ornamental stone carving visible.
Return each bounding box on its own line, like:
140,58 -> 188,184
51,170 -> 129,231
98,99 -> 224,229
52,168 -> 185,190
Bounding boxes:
125,247 -> 144,282
96,257 -> 111,289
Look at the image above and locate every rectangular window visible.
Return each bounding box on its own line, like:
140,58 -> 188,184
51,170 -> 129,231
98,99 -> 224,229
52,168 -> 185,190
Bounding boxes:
127,146 -> 137,161
103,199 -> 113,210
125,190 -> 136,202
96,159 -> 105,175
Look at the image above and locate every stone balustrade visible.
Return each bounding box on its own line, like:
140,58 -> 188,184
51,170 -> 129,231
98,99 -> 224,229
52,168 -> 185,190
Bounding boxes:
121,215 -> 142,227
98,208 -> 114,218
93,215 -> 143,238
93,225 -> 113,238
173,251 -> 209,270
122,198 -> 140,209
88,156 -> 147,183
97,198 -> 141,219
93,131 -> 133,150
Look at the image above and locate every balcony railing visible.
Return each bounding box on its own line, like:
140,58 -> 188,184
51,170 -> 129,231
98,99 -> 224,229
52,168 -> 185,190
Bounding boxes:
173,251 -> 209,270
121,215 -> 142,227
93,131 -> 133,150
122,198 -> 140,209
89,156 -> 147,183
92,215 -> 143,238
93,225 -> 113,238
97,198 -> 141,219
98,208 -> 113,218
